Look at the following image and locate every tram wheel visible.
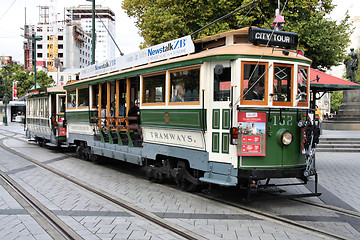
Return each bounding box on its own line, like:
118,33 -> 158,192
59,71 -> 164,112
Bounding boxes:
89,153 -> 100,164
175,161 -> 199,192
76,145 -> 83,159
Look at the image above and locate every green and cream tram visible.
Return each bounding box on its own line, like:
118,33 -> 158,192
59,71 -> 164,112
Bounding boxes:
26,86 -> 67,147
63,27 -> 319,193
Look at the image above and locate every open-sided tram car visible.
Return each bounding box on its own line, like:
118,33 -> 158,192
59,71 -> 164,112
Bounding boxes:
45,27 -> 320,193
26,86 -> 67,147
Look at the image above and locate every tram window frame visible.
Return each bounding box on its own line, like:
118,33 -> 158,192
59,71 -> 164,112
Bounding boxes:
40,98 -> 45,118
91,84 -> 99,109
169,66 -> 200,105
214,66 -> 231,101
297,66 -> 309,107
58,95 -> 66,114
44,98 -> 49,118
240,61 -> 269,106
273,63 -> 294,107
142,72 -> 166,106
77,86 -> 90,109
67,89 -> 77,109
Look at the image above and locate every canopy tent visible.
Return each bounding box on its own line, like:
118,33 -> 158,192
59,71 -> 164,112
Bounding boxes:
310,68 -> 360,92
309,68 -> 360,109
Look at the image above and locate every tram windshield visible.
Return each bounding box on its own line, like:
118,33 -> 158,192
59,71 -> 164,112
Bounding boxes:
273,64 -> 293,106
241,62 -> 268,104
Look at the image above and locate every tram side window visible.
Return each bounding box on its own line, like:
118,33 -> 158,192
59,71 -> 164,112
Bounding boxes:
40,99 -> 45,118
170,67 -> 200,102
92,84 -> 99,108
143,73 -> 165,103
297,67 -> 309,106
67,89 -> 76,108
273,64 -> 292,104
242,63 -> 266,102
214,66 -> 231,101
44,98 -> 49,118
78,87 -> 89,107
58,96 -> 66,113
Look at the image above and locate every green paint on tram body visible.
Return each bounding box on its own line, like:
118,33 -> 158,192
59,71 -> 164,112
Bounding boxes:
140,109 -> 207,130
240,110 -> 307,168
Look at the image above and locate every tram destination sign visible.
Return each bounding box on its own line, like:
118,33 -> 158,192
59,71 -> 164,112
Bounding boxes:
248,27 -> 298,50
80,35 -> 195,79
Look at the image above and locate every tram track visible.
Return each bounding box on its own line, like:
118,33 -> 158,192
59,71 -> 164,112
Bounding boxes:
196,192 -> 352,240
0,129 -> 357,239
0,135 -> 204,240
0,169 -> 81,240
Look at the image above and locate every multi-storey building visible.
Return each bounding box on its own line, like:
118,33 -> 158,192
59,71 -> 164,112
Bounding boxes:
24,22 -> 92,71
66,5 -> 116,63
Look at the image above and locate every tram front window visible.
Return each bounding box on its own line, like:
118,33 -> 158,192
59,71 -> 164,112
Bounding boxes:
297,66 -> 309,106
241,62 -> 267,104
273,64 -> 293,105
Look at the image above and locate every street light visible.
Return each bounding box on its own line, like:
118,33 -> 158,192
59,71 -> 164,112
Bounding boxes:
86,0 -> 96,64
25,34 -> 42,90
1,65 -> 11,126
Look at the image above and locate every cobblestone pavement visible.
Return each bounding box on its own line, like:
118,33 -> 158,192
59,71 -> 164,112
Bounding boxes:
0,123 -> 359,239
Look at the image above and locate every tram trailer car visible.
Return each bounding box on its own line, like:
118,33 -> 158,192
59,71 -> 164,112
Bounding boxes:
26,86 -> 67,147
64,27 -> 320,193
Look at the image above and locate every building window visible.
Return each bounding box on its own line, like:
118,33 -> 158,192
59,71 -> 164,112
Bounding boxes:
37,53 -> 42,58
58,44 -> 63,49
58,35 -> 63,40
58,53 -> 63,58
37,44 -> 43,49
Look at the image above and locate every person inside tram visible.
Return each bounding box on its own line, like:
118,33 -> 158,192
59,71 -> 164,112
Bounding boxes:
171,84 -> 186,102
118,99 -> 125,116
245,76 -> 264,100
128,100 -> 140,125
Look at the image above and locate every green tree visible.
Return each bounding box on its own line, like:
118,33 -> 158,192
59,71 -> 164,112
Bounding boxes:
0,65 -> 54,99
331,91 -> 343,113
122,0 -> 352,70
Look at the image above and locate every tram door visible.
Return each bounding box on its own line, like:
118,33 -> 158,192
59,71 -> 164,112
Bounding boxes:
50,94 -> 57,135
209,61 -> 235,166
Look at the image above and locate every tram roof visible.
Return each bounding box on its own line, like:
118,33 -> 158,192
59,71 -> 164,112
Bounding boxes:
310,68 -> 360,92
65,27 -> 312,89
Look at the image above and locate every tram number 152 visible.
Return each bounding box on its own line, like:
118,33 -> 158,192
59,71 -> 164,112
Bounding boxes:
272,115 -> 293,126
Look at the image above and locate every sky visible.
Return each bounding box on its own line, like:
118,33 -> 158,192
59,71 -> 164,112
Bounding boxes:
0,0 -> 143,64
0,0 -> 359,65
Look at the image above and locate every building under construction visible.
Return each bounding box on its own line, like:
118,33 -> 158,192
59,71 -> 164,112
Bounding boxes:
23,6 -> 92,85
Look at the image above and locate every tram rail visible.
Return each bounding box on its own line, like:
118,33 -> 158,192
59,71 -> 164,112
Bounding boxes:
0,169 -> 81,240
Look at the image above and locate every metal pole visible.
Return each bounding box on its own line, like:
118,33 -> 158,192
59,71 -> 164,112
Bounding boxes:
92,0 -> 96,64
4,69 -> 7,126
34,37 -> 37,90
25,35 -> 42,90
1,65 -> 11,126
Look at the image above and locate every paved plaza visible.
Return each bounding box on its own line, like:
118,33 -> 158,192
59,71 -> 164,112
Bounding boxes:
0,123 -> 359,239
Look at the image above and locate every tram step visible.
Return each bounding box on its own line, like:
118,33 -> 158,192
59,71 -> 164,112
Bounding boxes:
316,144 -> 360,149
316,148 -> 360,153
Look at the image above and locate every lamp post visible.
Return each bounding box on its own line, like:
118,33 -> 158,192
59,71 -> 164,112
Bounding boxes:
86,0 -> 96,64
1,65 -> 11,126
25,34 -> 42,90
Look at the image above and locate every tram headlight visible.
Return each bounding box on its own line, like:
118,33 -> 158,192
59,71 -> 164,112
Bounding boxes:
281,131 -> 293,146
